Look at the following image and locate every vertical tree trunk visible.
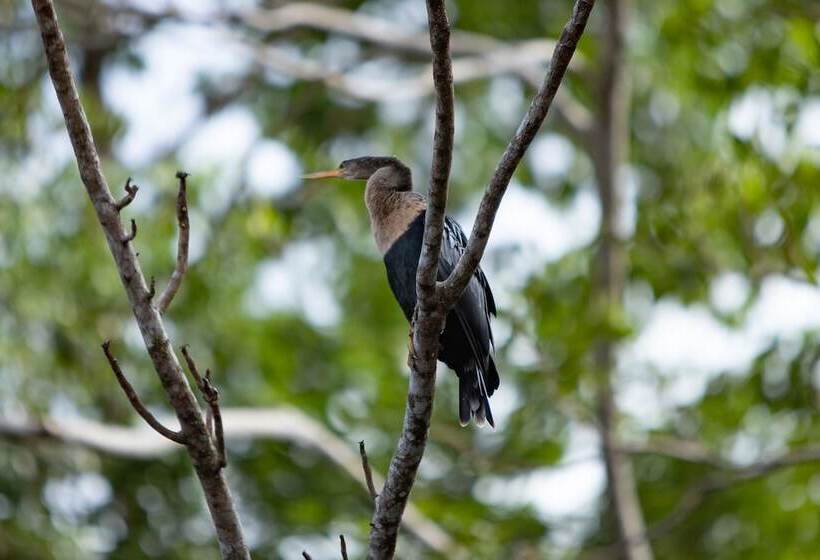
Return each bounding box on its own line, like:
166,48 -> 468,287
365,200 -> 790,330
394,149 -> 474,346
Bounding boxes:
593,0 -> 653,559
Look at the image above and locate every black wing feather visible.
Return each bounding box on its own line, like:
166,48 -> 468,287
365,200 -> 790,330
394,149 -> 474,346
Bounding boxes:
383,212 -> 500,427
438,216 -> 497,356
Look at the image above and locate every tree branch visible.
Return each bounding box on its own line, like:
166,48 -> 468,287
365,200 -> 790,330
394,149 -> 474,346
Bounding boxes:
416,0 -> 455,306
340,535 -> 349,560
242,2 -> 536,58
619,438 -> 730,469
114,177 -> 139,211
30,1 -> 248,557
648,445 -> 820,540
156,171 -> 190,314
586,445 -> 820,558
438,0 -> 596,308
249,36 -> 558,101
181,345 -> 226,470
122,218 -> 137,244
588,1 -> 651,559
367,3 -> 594,557
366,2 -> 454,557
61,0 -> 594,145
101,341 -> 186,444
0,407 -> 460,556
359,440 -> 379,501
237,1 -> 594,143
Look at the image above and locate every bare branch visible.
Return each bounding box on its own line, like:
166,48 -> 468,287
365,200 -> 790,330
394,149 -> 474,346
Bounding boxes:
339,535 -> 348,560
359,440 -> 378,501
0,406 -> 460,556
366,1 -> 453,557
416,0 -> 454,306
181,345 -> 226,470
61,0 -> 593,144
242,2 -> 516,57
115,177 -> 139,211
438,0 -> 596,307
586,445 -> 820,558
31,1 -> 248,556
156,171 -> 190,314
368,2 -> 595,556
101,341 -> 185,445
59,0 -> 592,143
652,445 -> 820,538
122,218 -> 137,244
239,4 -> 594,143
251,38 -> 557,102
619,438 -> 729,468
301,552 -> 312,560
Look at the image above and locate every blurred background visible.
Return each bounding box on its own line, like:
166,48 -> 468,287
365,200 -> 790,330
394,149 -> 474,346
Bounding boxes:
2,0 -> 820,558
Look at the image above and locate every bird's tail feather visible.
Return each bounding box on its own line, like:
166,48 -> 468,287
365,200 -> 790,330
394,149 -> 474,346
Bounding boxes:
458,366 -> 496,428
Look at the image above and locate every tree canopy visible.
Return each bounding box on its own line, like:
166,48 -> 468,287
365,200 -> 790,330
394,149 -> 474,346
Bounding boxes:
1,0 -> 820,558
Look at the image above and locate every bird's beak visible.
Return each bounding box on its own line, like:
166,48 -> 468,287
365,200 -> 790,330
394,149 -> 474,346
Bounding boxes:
302,169 -> 342,180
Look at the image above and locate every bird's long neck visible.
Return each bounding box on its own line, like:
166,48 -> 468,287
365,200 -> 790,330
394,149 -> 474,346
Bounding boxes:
365,186 -> 426,254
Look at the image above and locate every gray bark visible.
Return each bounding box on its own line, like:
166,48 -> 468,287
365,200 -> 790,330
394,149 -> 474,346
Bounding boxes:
366,1 -> 596,558
438,0 -> 597,308
30,1 -> 249,557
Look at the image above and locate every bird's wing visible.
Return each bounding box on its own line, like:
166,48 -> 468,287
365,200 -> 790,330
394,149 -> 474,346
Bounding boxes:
438,216 -> 497,354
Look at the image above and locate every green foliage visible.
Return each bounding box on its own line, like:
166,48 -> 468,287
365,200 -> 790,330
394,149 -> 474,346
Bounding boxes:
1,0 -> 819,558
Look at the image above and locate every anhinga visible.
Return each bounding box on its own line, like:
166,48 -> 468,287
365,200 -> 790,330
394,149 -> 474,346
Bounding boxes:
305,156 -> 500,427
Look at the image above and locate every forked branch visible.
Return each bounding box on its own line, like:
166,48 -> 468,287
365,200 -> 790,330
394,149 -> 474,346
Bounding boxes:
181,345 -> 226,470
367,1 -> 595,558
101,340 -> 185,444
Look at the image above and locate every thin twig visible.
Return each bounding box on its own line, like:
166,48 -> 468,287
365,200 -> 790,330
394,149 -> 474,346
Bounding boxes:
339,535 -> 348,560
302,552 -> 312,560
359,441 -> 378,501
122,218 -> 137,244
438,0 -> 596,308
207,369 -> 226,469
101,341 -> 185,444
114,177 -> 139,211
156,171 -> 190,314
180,345 -> 226,469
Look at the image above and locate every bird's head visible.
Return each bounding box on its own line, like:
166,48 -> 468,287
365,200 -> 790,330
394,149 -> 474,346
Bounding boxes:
304,156 -> 411,191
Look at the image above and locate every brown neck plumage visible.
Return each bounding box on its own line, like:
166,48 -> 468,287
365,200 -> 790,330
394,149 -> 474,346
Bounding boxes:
365,182 -> 426,254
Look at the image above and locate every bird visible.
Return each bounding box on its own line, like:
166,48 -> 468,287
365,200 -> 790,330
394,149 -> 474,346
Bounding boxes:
304,156 -> 500,427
